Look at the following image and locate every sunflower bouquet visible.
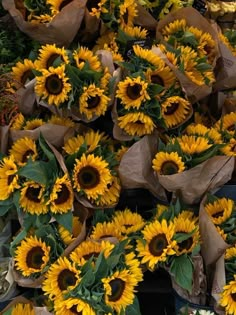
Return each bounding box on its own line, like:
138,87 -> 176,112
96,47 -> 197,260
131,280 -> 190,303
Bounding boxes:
152,121 -> 235,204
62,128 -> 121,208
40,238 -> 143,314
2,0 -> 86,46
113,44 -> 194,138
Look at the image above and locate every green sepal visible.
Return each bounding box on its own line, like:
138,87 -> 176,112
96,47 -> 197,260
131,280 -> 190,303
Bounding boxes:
53,211 -> 73,233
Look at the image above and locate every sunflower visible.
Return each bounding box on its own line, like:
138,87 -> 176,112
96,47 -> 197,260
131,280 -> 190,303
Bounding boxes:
34,65 -> 71,106
118,112 -> 155,136
42,256 -> 81,300
35,44 -> 69,70
155,204 -> 169,220
14,235 -> 50,277
93,31 -> 119,53
23,118 -> 44,130
70,240 -> 114,266
173,217 -> 200,256
87,0 -> 108,18
73,47 -> 102,71
97,176 -> 121,207
225,246 -> 236,260
63,130 -> 103,155
102,269 -> 138,313
177,210 -> 198,223
220,275 -> 236,314
207,128 -> 222,144
133,45 -> 165,70
9,137 -> 38,166
79,84 -> 110,120
53,297 -> 96,315
11,303 -> 35,315
12,59 -> 35,86
158,44 -> 178,66
152,151 -> 185,175
47,0 -> 73,13
47,115 -> 75,128
58,216 -> 83,245
185,123 -> 209,136
121,25 -> 148,39
47,174 -> 74,214
216,226 -> 227,241
119,0 -> 138,28
161,96 -> 191,128
116,76 -> 150,110
72,153 -> 112,201
215,112 -> 236,135
158,0 -> 182,19
136,219 -> 176,271
161,18 -> 187,38
205,198 -> 234,226
0,156 -> 20,200
221,138 -> 236,156
145,66 -> 176,89
177,135 -> 212,155
111,208 -> 145,235
29,13 -> 54,24
20,181 -> 48,215
116,145 -> 129,162
10,112 -> 25,130
89,221 -> 123,241
125,251 -> 143,282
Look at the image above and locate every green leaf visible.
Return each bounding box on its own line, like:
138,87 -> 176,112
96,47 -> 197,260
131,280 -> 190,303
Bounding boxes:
18,160 -> 49,185
0,197 -> 13,216
125,296 -> 142,315
39,134 -> 58,166
53,211 -> 73,233
94,253 -> 109,280
170,254 -> 193,292
174,229 -> 196,242
10,228 -> 27,255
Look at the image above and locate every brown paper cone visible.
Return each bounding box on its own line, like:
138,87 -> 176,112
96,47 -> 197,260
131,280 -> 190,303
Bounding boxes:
9,124 -> 75,148
2,0 -> 86,47
0,125 -> 10,155
157,156 -> 234,205
171,255 -> 207,305
118,132 -> 167,201
0,296 -> 34,314
15,79 -> 37,116
199,195 -> 230,266
134,2 -> 158,30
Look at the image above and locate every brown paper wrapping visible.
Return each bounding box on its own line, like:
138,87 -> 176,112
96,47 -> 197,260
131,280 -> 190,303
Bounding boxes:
171,255 -> 208,305
134,2 -> 158,30
9,123 -> 75,149
0,125 -> 10,155
157,156 -> 234,205
151,46 -> 212,104
15,79 -> 37,116
118,132 -> 167,201
2,0 -> 86,47
77,9 -> 100,44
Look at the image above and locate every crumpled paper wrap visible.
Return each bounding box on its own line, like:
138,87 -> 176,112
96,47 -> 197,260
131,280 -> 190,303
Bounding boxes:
0,257 -> 19,303
171,255 -> 208,306
15,79 -> 37,116
0,125 -> 10,155
134,2 -> 158,30
118,132 -> 167,201
2,0 -> 86,47
9,123 -> 75,149
157,156 -> 234,205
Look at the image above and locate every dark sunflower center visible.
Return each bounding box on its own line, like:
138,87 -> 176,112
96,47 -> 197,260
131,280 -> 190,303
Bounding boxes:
227,124 -> 235,132
26,246 -> 44,269
59,0 -> 73,10
127,83 -> 142,100
124,224 -> 133,229
149,233 -> 168,256
134,120 -> 144,125
54,183 -> 70,205
108,278 -> 126,302
7,174 -> 15,185
58,269 -> 77,290
46,54 -> 61,68
100,235 -> 113,238
178,236 -> 193,252
22,149 -> 35,163
45,74 -> 63,95
83,252 -> 99,260
25,186 -> 41,203
87,95 -> 100,109
123,9 -> 129,24
204,45 -> 212,55
77,166 -> 100,189
21,70 -> 34,85
151,74 -> 164,86
212,210 -> 224,218
164,102 -> 179,115
86,0 -> 99,11
231,293 -> 236,302
70,305 -> 82,315
161,161 -> 179,175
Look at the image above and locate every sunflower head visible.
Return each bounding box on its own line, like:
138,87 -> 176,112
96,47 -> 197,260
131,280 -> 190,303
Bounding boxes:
205,197 -> 234,225
152,151 -> 185,175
